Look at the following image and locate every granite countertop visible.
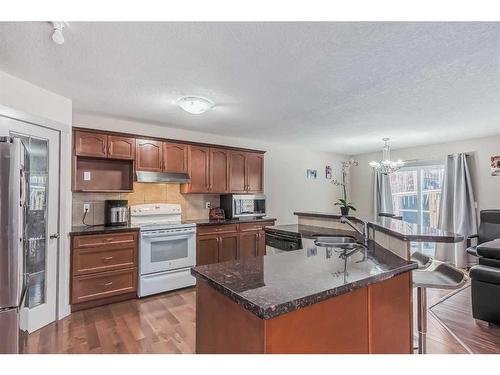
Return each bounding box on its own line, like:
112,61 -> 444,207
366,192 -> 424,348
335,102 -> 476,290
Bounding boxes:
294,211 -> 464,243
183,217 -> 276,226
191,230 -> 417,319
70,224 -> 140,236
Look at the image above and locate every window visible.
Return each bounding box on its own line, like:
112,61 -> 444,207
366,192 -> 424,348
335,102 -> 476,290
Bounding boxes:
389,164 -> 445,256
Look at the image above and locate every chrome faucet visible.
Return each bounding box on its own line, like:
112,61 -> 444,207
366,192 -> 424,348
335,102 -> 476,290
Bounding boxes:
340,216 -> 369,260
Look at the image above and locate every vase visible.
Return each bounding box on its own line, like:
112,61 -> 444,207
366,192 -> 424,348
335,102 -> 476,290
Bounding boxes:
340,206 -> 349,216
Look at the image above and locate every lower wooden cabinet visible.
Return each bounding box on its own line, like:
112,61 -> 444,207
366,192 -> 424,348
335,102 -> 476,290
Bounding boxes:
196,221 -> 275,266
71,230 -> 138,311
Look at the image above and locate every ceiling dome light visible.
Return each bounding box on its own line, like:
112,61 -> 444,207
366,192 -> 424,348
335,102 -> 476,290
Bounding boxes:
50,21 -> 67,45
177,96 -> 214,115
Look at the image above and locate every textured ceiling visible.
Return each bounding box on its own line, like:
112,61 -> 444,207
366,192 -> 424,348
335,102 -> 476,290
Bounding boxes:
1,22 -> 500,154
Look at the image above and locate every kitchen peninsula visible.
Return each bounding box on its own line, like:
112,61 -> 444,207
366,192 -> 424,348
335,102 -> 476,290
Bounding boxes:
191,213 -> 464,354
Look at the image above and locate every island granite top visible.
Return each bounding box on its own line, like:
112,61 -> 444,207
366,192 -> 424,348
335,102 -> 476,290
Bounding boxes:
191,230 -> 417,319
294,211 -> 464,243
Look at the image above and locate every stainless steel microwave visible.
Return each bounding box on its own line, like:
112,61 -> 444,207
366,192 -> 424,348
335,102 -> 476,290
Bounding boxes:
220,194 -> 266,219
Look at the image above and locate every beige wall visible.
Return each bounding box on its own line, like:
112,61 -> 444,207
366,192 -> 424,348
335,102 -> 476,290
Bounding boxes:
350,134 -> 500,218
73,112 -> 349,225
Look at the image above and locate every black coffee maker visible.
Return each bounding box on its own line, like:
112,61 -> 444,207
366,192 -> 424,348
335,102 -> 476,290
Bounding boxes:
104,200 -> 129,226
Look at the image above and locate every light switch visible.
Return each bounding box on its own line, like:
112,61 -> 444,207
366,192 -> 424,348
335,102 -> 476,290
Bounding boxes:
83,171 -> 91,181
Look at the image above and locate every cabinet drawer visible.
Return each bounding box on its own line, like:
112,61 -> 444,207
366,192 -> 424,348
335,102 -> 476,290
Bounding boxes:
73,231 -> 137,250
73,246 -> 137,276
197,224 -> 239,235
239,221 -> 275,232
71,268 -> 137,304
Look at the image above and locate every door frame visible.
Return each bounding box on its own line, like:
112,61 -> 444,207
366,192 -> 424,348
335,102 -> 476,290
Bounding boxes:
0,104 -> 72,322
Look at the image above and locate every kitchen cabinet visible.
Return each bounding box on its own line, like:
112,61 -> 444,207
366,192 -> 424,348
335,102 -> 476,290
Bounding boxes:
196,235 -> 219,266
229,151 -> 264,193
107,135 -> 136,160
246,153 -> 264,193
136,139 -> 163,172
195,221 -> 275,266
163,142 -> 188,174
210,148 -> 229,193
70,231 -> 138,311
75,131 -> 108,158
182,145 -> 211,193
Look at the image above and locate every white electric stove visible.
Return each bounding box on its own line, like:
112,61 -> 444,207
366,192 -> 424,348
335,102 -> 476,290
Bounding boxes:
130,203 -> 196,297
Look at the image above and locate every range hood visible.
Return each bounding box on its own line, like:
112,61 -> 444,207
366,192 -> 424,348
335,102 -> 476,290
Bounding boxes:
136,171 -> 190,184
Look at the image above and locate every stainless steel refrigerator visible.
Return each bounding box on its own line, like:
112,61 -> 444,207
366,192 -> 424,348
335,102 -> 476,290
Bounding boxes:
0,137 -> 27,354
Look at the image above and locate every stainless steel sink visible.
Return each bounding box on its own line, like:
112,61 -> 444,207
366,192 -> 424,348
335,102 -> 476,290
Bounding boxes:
312,235 -> 365,250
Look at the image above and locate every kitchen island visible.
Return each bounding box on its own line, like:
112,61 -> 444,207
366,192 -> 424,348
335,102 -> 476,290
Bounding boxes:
191,223 -> 418,354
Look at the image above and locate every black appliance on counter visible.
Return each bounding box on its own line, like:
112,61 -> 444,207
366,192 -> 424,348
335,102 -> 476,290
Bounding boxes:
265,228 -> 302,255
104,200 -> 129,226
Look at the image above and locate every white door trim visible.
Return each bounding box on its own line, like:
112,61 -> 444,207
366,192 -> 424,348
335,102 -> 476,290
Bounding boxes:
0,104 -> 72,322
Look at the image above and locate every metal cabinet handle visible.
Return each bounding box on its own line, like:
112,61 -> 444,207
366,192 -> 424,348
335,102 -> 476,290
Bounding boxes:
104,281 -> 113,286
102,256 -> 114,263
102,144 -> 106,154
105,237 -> 114,241
49,233 -> 60,239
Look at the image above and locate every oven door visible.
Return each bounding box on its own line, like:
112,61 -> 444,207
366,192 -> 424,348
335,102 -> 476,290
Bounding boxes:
140,229 -> 196,275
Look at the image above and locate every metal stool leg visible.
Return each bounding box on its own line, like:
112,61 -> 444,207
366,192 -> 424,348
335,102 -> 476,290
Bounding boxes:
417,287 -> 427,354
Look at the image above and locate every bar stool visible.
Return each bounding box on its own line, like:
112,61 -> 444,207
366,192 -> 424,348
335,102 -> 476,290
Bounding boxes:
411,251 -> 432,270
412,263 -> 467,354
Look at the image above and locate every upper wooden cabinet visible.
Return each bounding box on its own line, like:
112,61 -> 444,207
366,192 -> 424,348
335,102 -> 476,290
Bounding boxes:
246,153 -> 264,193
136,139 -> 163,172
74,131 -> 108,158
185,145 -> 210,193
74,131 -> 135,160
163,142 -> 188,174
108,135 -> 136,160
228,151 -> 264,194
210,148 -> 229,193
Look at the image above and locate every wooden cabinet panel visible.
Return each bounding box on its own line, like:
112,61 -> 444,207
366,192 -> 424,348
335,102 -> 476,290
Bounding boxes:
163,142 -> 188,173
257,231 -> 266,257
73,232 -> 137,250
187,145 -> 210,193
74,131 -> 108,158
239,221 -> 274,233
246,153 -> 264,193
71,268 -> 137,304
239,231 -> 259,259
108,135 -> 136,160
197,235 -> 219,266
229,152 -> 247,192
218,233 -> 239,263
136,139 -> 163,172
73,246 -> 137,276
210,148 -> 229,193
197,224 -> 238,236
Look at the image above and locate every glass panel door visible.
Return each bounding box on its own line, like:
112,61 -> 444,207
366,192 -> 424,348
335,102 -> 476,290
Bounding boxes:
2,117 -> 60,334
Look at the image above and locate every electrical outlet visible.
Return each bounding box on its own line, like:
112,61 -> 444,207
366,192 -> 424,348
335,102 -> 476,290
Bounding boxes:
205,202 -> 211,209
83,203 -> 91,213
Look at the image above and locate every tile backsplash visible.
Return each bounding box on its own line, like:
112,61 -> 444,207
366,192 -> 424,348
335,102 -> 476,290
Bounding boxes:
72,183 -> 220,226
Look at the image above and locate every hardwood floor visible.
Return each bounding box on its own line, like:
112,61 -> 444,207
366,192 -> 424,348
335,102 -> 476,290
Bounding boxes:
25,285 -> 498,354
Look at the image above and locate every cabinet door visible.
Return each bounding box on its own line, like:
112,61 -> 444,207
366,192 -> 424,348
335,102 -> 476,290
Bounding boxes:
136,139 -> 163,172
218,233 -> 238,263
163,142 -> 188,173
246,153 -> 264,193
74,131 -> 108,158
108,135 -> 136,160
210,148 -> 229,193
197,235 -> 219,266
229,151 -> 247,192
239,231 -> 259,259
187,145 -> 210,193
256,230 -> 266,257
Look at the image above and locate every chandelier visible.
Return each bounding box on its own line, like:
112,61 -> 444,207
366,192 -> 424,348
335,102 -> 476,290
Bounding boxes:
369,138 -> 405,174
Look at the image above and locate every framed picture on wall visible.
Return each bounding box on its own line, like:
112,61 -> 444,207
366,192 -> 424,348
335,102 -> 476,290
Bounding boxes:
306,169 -> 317,179
325,165 -> 332,179
491,156 -> 500,176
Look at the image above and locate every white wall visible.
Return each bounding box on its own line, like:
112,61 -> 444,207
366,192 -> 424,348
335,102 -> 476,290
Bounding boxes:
0,70 -> 73,320
350,135 -> 500,218
73,112 -> 349,224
